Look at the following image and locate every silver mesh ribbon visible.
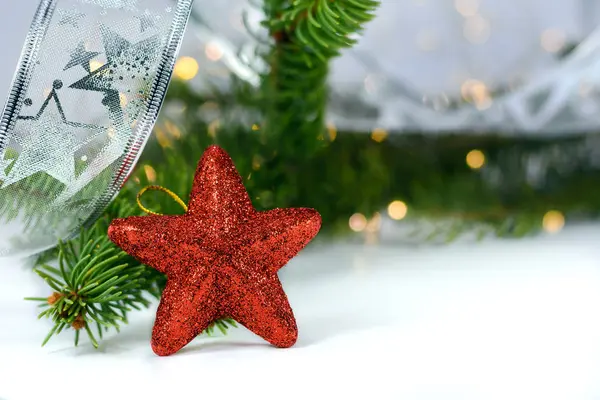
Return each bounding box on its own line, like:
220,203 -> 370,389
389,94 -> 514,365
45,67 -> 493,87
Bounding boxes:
0,0 -> 193,257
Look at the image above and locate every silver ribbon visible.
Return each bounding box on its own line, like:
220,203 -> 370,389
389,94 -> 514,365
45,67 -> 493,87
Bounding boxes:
0,0 -> 193,257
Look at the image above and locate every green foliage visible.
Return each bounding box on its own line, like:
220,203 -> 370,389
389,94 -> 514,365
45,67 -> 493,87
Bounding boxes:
26,230 -> 163,348
25,0 -> 382,349
26,106 -> 600,347
26,0 -> 600,349
267,0 -> 378,61
26,196 -> 236,348
133,101 -> 600,243
249,0 -> 380,154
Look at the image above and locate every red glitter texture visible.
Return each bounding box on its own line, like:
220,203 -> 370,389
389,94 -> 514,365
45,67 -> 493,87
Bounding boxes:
108,145 -> 322,356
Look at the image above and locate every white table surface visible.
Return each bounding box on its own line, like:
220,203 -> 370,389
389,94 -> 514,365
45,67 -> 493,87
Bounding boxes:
1,224 -> 600,400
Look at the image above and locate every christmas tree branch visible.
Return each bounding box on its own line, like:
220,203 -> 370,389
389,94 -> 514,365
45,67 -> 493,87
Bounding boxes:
256,0 -> 379,150
267,0 -> 379,61
27,193 -> 236,347
26,106 -> 600,347
25,0 -> 600,348
26,230 -> 160,348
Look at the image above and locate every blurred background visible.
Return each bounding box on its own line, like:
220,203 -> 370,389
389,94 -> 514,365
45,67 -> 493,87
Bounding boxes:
143,0 -> 600,243
4,0 -> 600,244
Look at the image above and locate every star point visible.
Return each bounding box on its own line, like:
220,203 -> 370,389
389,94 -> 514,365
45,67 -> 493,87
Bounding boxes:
108,146 -> 321,356
70,27 -> 161,106
1,110 -> 83,188
64,42 -> 101,73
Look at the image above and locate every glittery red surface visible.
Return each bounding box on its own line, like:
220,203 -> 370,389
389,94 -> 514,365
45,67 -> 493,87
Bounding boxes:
108,145 -> 322,356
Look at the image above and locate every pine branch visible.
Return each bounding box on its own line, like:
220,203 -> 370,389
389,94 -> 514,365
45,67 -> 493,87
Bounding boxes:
26,231 -> 162,348
267,0 -> 379,62
254,0 -> 380,154
26,179 -> 236,348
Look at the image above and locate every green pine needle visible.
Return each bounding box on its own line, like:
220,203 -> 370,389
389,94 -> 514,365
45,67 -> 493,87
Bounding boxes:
26,151 -> 241,348
269,0 -> 378,60
27,232 -> 165,348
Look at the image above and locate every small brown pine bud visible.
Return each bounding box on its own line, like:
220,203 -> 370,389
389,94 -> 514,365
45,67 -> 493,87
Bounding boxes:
47,292 -> 62,305
72,315 -> 86,330
272,31 -> 283,42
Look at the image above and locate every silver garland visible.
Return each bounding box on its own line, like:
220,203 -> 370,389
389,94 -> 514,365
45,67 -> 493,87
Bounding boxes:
0,0 -> 194,257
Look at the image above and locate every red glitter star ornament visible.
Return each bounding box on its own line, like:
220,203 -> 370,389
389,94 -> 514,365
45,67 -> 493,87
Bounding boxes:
108,145 -> 321,356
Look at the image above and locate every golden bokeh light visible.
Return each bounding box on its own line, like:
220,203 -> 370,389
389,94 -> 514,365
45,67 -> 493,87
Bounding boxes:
349,213 -> 368,232
251,124 -> 260,131
466,149 -> 486,169
461,79 -> 492,109
144,165 -> 157,183
205,42 -> 224,62
541,29 -> 566,53
543,210 -> 565,234
454,0 -> 479,17
173,57 -> 199,81
387,200 -> 408,220
371,128 -> 388,143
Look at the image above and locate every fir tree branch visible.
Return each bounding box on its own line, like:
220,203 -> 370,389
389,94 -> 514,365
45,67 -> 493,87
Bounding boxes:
26,232 -> 162,348
254,0 -> 380,153
23,0 -> 597,349
267,0 -> 379,61
27,187 -> 236,348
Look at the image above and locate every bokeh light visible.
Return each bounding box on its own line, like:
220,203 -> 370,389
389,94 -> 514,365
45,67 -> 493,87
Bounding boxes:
541,28 -> 566,53
455,0 -> 479,17
144,165 -> 157,183
387,201 -> 408,220
466,149 -> 486,169
371,128 -> 388,143
349,213 -> 368,232
205,42 -> 223,61
173,56 -> 199,81
461,79 -> 492,109
543,210 -> 565,233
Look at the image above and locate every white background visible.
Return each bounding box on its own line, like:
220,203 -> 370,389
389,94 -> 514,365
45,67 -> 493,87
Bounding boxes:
2,225 -> 600,399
